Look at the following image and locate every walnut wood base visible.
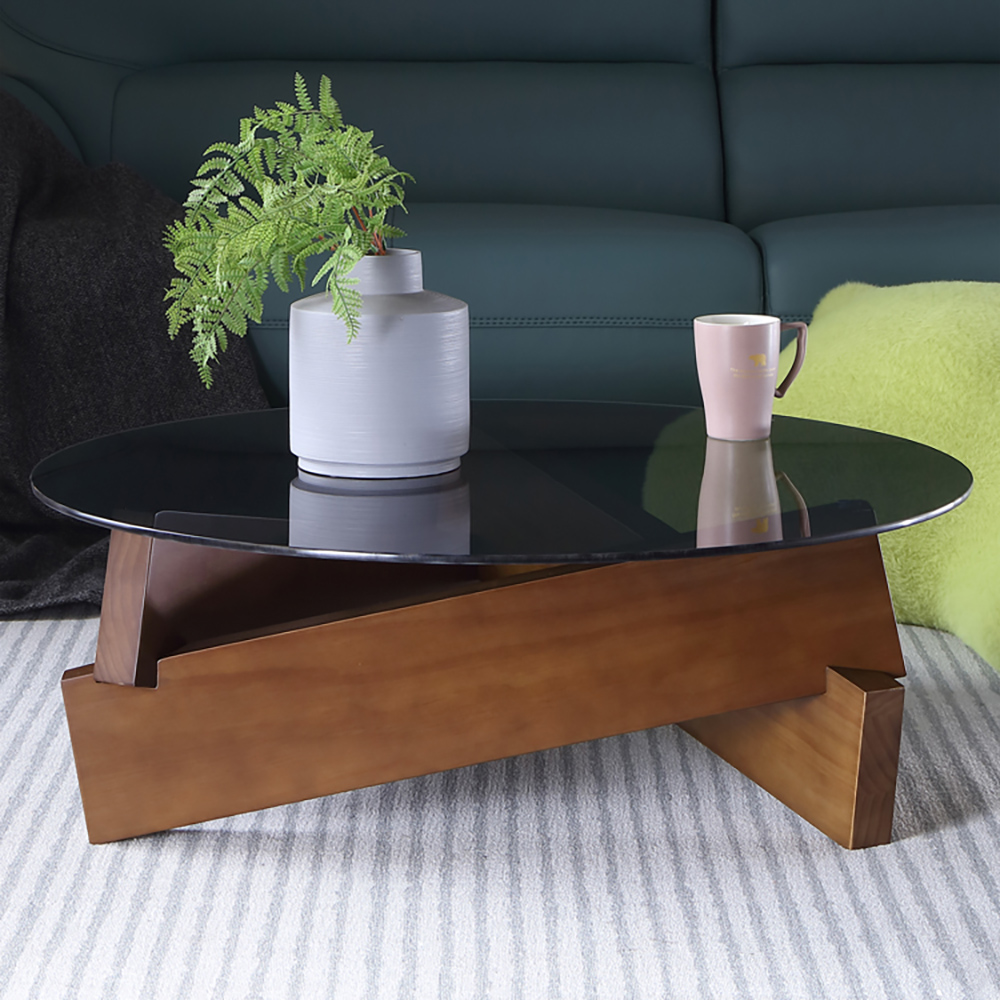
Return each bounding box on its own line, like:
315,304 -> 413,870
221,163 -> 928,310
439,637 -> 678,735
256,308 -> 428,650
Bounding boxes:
62,531 -> 905,845
681,667 -> 905,848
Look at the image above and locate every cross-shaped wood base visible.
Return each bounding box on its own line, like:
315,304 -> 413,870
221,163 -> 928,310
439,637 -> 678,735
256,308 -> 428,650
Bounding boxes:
62,531 -> 904,848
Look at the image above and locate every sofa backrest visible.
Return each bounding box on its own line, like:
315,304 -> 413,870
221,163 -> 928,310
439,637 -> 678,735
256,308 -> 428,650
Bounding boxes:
0,0 -> 727,220
716,0 -> 1000,231
4,0 -> 997,231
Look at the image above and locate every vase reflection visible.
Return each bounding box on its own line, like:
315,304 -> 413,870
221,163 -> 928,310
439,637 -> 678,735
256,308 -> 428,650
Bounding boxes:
288,469 -> 471,555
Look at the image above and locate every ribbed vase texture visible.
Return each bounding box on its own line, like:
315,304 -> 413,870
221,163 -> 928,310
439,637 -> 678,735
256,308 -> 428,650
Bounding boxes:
289,249 -> 470,478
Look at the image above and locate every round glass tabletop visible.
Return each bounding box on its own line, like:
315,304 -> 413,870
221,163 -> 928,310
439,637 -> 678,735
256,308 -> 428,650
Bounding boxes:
31,401 -> 971,564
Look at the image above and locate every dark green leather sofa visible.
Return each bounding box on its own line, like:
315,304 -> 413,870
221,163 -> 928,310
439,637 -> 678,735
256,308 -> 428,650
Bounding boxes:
2,0 -> 997,406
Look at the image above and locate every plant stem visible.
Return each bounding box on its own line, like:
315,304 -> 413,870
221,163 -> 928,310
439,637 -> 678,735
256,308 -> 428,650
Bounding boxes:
351,206 -> 386,255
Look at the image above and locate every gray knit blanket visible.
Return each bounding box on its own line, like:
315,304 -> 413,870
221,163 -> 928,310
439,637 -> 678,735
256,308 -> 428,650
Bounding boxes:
0,91 -> 268,615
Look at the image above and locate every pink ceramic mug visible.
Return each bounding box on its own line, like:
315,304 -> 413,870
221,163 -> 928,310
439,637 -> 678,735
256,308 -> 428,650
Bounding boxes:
693,314 -> 808,440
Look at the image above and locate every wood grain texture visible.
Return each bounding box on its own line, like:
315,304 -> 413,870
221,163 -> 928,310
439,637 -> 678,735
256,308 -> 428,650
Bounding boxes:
681,666 -> 905,848
93,530 -> 482,687
64,534 -> 904,843
93,531 -> 153,685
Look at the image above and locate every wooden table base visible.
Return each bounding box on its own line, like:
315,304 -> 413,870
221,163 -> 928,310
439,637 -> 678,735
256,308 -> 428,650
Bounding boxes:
62,531 -> 905,846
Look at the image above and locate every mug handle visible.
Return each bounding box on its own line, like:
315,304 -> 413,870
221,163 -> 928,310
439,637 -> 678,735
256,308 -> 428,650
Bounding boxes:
775,470 -> 811,539
774,322 -> 808,398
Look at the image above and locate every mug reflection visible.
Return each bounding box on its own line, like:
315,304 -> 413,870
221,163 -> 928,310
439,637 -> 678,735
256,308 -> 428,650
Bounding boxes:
696,437 -> 783,548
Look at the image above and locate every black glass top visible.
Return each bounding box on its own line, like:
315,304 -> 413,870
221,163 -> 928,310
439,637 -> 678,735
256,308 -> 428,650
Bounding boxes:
31,401 -> 971,564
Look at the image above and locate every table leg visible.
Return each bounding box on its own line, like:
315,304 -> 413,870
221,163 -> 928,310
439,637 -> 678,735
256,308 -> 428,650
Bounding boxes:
681,666 -> 904,849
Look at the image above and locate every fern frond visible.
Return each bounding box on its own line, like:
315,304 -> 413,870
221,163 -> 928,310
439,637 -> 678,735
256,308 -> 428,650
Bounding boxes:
164,73 -> 412,384
203,140 -> 240,158
317,75 -> 340,121
293,72 -> 313,111
196,156 -> 233,177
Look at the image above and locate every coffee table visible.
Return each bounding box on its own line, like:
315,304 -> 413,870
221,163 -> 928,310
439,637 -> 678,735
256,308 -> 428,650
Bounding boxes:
32,401 -> 971,847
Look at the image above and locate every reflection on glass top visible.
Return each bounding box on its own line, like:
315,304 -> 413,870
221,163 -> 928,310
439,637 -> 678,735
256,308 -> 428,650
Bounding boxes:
31,401 -> 971,563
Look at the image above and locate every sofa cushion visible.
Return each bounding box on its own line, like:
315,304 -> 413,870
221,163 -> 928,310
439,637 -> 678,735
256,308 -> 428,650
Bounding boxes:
720,64 -> 1000,231
751,206 -> 1000,320
111,62 -> 725,218
0,75 -> 81,159
0,0 -> 714,168
247,203 -> 762,407
0,0 -> 712,66
717,0 -> 1000,66
772,281 -> 1000,669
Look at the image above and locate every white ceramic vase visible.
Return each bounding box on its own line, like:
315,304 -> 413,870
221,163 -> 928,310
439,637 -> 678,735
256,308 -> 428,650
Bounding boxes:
288,249 -> 470,478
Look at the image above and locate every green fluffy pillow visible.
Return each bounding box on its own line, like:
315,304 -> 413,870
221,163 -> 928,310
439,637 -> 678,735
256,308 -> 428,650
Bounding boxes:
773,281 -> 1000,668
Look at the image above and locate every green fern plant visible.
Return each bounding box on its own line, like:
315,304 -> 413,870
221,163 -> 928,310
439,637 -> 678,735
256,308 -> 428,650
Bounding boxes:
164,73 -> 412,387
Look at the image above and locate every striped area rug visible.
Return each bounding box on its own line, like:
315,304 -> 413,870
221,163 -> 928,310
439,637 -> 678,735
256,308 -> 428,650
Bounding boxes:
0,614 -> 998,1000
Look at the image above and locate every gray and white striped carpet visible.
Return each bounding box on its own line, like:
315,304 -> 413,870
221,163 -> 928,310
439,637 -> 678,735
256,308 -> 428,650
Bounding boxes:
1,613 -> 998,1000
